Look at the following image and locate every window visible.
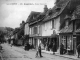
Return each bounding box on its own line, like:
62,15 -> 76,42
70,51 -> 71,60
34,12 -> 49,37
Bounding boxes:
39,25 -> 42,35
76,20 -> 80,29
52,20 -> 54,28
33,26 -> 38,34
67,35 -> 73,50
65,20 -> 69,26
62,36 -> 66,49
31,27 -> 33,35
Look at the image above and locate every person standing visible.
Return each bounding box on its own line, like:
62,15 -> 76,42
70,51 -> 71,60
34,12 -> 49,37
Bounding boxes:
11,40 -> 13,47
25,42 -> 30,51
52,42 -> 56,55
77,44 -> 80,58
38,43 -> 43,57
60,43 -> 64,55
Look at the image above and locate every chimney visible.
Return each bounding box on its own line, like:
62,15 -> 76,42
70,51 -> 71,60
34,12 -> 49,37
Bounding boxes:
44,5 -> 48,13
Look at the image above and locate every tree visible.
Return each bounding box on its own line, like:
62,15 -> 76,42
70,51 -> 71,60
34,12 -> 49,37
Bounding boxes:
13,28 -> 20,35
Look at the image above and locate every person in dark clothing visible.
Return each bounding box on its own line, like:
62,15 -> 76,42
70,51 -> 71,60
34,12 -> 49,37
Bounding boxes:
60,43 -> 64,55
11,40 -> 13,47
52,43 -> 56,55
25,42 -> 30,51
38,43 -> 43,57
77,44 -> 80,58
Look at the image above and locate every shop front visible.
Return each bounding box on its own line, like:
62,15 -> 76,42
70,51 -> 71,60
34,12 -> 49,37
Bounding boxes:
76,32 -> 80,47
40,34 -> 59,52
29,35 -> 42,49
29,34 -> 59,52
59,33 -> 74,55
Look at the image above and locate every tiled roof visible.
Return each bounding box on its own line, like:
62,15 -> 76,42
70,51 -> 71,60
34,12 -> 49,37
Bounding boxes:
71,5 -> 80,20
56,0 -> 68,7
43,0 -> 70,22
42,8 -> 53,22
36,13 -> 45,20
51,0 -> 70,18
27,11 -> 41,23
29,12 -> 45,25
76,28 -> 80,32
60,23 -> 73,33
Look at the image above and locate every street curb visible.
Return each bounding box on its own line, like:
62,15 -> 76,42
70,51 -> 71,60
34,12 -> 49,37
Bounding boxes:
53,54 -> 77,60
42,51 -> 78,60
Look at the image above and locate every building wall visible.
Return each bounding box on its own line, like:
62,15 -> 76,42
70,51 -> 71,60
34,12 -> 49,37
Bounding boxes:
29,24 -> 42,36
54,16 -> 60,34
41,17 -> 60,36
24,23 -> 29,35
29,27 -> 34,36
42,20 -> 52,36
29,24 -> 41,48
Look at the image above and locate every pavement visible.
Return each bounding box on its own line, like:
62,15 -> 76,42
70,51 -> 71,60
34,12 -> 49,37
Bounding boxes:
42,50 -> 78,60
0,43 -> 80,60
12,45 -> 79,60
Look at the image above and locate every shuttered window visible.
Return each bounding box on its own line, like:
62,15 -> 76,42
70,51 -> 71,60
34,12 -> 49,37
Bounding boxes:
52,20 -> 54,29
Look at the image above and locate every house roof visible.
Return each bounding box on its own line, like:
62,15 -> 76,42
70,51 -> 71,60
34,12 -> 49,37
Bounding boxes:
29,12 -> 45,25
26,11 -> 41,23
71,5 -> 80,20
26,0 -> 71,24
43,0 -> 70,22
75,28 -> 80,33
60,23 -> 73,33
36,13 -> 45,20
42,8 -> 53,22
51,0 -> 70,18
76,29 -> 80,32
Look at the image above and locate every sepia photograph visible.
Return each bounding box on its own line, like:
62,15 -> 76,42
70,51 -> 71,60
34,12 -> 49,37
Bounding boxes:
0,0 -> 80,60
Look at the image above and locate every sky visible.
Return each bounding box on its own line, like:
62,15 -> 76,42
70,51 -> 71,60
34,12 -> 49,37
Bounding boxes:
0,0 -> 56,28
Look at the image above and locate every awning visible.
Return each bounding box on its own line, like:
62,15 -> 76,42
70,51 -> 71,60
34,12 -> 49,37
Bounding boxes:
42,34 -> 59,38
29,34 -> 58,39
29,35 -> 42,39
41,34 -> 58,38
50,34 -> 59,38
33,36 -> 42,39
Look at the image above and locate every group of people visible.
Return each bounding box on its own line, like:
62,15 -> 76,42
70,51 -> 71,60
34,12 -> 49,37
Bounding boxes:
45,42 -> 56,55
35,42 -> 56,57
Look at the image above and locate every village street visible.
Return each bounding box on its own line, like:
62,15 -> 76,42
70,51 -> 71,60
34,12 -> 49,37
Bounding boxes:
0,43 -> 79,60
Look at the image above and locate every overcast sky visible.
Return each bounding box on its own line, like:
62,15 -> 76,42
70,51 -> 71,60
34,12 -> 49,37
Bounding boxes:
0,0 -> 56,28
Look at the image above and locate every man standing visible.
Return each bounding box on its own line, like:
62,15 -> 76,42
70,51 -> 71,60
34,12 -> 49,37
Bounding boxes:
77,44 -> 80,58
11,40 -> 13,47
60,43 -> 64,55
38,43 -> 43,57
52,43 -> 56,55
